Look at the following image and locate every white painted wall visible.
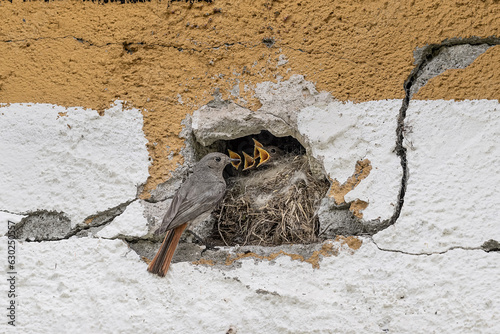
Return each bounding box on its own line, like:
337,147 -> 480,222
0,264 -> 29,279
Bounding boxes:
1,93 -> 499,333
0,236 -> 498,334
96,200 -> 149,238
0,102 -> 150,226
373,100 -> 500,252
298,100 -> 402,221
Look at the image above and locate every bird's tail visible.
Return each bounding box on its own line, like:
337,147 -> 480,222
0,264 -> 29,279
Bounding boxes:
147,222 -> 188,277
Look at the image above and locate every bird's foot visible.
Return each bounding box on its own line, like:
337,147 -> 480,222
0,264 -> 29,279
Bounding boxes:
187,229 -> 219,253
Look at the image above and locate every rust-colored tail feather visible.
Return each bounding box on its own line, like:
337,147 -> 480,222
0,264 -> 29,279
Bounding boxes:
147,223 -> 188,277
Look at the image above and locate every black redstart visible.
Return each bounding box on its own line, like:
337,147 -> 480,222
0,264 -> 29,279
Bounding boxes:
147,152 -> 239,277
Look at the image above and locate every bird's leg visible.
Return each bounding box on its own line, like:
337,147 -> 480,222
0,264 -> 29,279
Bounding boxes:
186,229 -> 204,244
186,229 -> 219,252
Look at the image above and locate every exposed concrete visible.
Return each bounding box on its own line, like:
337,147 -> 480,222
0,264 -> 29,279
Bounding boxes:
411,43 -> 491,98
192,75 -> 332,178
143,169 -> 185,203
187,215 -> 216,243
192,75 -> 327,147
12,210 -> 71,241
130,235 -> 351,271
12,200 -> 135,241
0,211 -> 25,236
482,239 -> 500,252
141,199 -> 172,234
128,239 -> 205,264
83,200 -> 133,229
133,237 -> 354,271
317,198 -> 394,238
318,198 -> 368,237
193,101 -> 284,145
415,44 -> 500,100
228,242 -> 329,262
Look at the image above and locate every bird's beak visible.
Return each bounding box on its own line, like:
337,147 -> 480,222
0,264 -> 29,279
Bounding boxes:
227,150 -> 241,169
242,151 -> 255,170
252,138 -> 264,159
256,146 -> 270,167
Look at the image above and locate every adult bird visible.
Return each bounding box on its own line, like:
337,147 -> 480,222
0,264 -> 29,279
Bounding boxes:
147,152 -> 239,277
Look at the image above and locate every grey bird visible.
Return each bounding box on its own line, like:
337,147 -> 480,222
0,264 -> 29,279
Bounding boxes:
147,152 -> 239,277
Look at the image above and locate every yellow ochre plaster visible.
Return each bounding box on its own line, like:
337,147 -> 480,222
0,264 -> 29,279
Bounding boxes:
0,0 -> 498,196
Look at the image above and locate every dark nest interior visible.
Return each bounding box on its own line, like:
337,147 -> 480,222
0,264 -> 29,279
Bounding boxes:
206,131 -> 330,246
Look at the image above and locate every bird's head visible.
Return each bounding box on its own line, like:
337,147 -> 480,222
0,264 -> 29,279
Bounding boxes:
197,152 -> 240,172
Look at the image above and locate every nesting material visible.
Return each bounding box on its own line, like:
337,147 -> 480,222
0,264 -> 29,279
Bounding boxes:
214,154 -> 330,246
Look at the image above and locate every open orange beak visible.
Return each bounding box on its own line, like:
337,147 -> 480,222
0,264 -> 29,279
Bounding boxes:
255,146 -> 270,167
252,138 -> 264,159
227,150 -> 241,169
242,151 -> 255,170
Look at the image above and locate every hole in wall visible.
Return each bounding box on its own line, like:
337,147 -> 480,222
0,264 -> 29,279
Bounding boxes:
191,129 -> 331,246
183,94 -> 379,249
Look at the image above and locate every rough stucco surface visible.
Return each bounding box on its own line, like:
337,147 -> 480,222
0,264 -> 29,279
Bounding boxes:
0,0 -> 498,191
0,212 -> 24,237
415,45 -> 500,100
0,102 -> 150,226
191,78 -> 400,221
1,1 -> 500,333
373,99 -> 500,253
297,100 -> 401,221
1,94 -> 499,334
0,236 -> 499,334
95,200 -> 149,239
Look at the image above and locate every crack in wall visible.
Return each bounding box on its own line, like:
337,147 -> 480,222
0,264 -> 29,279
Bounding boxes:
124,236 -> 363,270
1,34 -> 357,64
370,237 -> 498,256
14,199 -> 135,242
410,43 -> 492,98
4,35 -> 498,257
69,199 -> 137,238
1,35 -> 262,54
388,36 -> 500,232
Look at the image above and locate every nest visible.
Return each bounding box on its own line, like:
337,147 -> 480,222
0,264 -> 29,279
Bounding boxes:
213,154 -> 330,246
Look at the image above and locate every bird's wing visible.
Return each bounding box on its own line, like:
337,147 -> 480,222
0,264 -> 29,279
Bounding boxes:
155,179 -> 225,235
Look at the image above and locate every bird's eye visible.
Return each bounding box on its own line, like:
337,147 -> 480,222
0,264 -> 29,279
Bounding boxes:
215,157 -> 221,162
271,148 -> 276,153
